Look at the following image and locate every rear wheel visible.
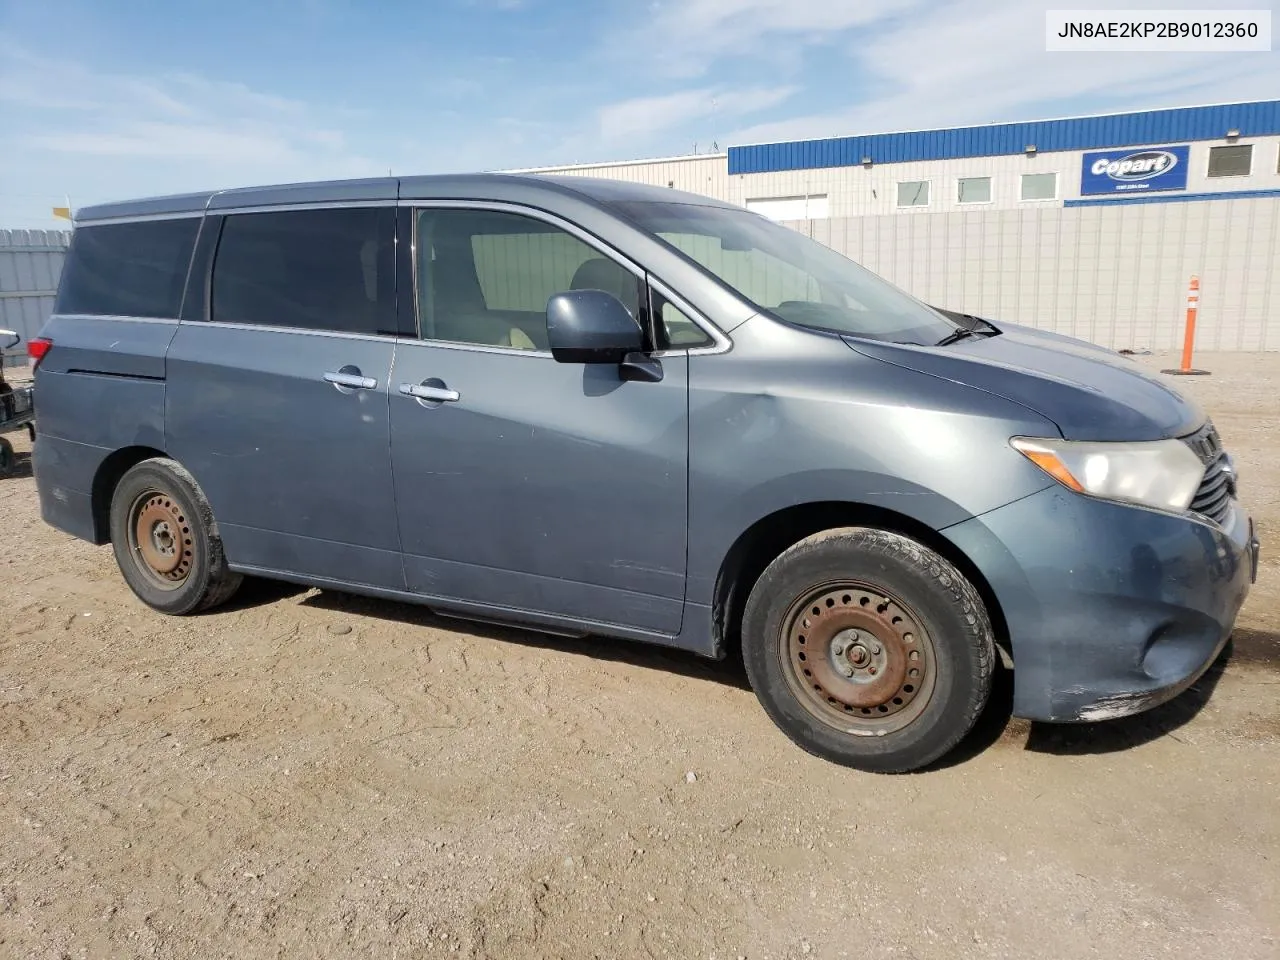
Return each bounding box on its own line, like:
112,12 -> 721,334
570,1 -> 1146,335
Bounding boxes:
109,458 -> 242,615
742,527 -> 994,773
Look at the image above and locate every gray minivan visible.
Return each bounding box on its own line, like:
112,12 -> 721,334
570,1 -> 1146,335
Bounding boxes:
29,175 -> 1260,772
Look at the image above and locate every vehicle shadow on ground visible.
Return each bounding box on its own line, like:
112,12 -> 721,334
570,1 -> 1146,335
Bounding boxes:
924,656 -> 1022,770
1223,625 -> 1280,670
218,583 -> 1274,763
298,588 -> 755,692
213,575 -> 312,612
0,446 -> 32,480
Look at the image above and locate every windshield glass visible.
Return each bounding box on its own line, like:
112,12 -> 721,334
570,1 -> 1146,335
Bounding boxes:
614,201 -> 960,345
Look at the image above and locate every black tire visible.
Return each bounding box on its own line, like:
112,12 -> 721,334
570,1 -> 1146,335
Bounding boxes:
108,457 -> 242,615
0,436 -> 14,475
741,527 -> 994,773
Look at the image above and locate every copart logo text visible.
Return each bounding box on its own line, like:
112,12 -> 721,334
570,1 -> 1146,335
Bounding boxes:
1090,150 -> 1178,181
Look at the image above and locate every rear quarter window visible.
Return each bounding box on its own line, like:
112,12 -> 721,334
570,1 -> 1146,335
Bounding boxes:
55,218 -> 200,318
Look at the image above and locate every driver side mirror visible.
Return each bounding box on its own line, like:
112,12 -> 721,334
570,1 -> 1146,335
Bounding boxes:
546,290 -> 644,364
0,329 -> 18,351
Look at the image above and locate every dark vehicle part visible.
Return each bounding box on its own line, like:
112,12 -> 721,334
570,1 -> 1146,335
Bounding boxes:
0,328 -> 36,474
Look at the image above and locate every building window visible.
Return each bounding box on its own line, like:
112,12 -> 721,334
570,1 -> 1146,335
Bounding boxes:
744,195 -> 829,220
957,177 -> 991,204
897,181 -> 930,207
1020,172 -> 1057,201
1208,144 -> 1253,178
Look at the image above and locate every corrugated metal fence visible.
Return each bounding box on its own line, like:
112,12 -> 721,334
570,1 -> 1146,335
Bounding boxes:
784,194 -> 1280,351
0,229 -> 70,367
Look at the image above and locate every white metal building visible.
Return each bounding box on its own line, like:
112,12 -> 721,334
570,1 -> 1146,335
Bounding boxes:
513,100 -> 1280,351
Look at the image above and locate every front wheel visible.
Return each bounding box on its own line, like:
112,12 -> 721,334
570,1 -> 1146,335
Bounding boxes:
742,527 -> 994,773
109,458 -> 242,615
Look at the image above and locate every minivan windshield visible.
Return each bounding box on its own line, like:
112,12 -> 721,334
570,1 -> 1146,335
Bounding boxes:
614,201 -> 961,345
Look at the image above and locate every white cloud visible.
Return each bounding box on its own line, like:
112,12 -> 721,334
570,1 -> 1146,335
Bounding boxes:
25,122 -> 308,162
0,38 -> 384,223
632,0 -> 926,76
597,85 -> 798,143
725,0 -> 1278,143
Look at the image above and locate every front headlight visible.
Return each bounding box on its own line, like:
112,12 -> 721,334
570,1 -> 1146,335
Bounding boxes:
1011,437 -> 1205,513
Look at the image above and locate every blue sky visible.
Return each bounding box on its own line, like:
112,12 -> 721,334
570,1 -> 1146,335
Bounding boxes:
1,0 -> 1276,228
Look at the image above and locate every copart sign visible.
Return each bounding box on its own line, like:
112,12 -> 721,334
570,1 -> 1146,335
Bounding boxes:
1080,144 -> 1190,194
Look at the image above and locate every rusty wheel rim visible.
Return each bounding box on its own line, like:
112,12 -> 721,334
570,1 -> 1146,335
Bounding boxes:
126,491 -> 195,590
779,581 -> 936,736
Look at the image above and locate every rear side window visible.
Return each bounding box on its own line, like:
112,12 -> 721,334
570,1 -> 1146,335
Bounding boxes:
210,207 -> 395,335
55,218 -> 199,318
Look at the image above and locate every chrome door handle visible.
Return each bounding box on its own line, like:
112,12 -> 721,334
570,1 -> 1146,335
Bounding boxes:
324,370 -> 378,390
399,383 -> 459,403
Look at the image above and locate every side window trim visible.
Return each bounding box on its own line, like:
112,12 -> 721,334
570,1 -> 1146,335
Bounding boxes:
402,199 -> 729,357
394,205 -> 417,339
181,213 -> 222,324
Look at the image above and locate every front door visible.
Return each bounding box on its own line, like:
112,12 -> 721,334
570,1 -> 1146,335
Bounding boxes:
166,205 -> 404,589
389,205 -> 688,635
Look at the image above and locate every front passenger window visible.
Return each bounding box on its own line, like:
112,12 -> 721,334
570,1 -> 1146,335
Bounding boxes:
416,208 -> 642,351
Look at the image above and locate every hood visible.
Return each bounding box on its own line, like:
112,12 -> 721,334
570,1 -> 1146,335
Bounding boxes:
844,320 -> 1206,441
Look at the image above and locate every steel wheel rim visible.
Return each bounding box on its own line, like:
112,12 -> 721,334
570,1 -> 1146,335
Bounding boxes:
779,580 -> 937,736
126,490 -> 195,590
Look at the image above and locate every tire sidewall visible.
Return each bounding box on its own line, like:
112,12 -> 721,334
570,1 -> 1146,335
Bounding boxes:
109,460 -> 219,615
742,529 -> 992,773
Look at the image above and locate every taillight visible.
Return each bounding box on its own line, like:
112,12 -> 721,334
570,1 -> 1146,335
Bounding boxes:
27,337 -> 52,368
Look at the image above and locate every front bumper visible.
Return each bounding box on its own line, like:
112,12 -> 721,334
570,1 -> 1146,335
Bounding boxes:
944,487 -> 1257,723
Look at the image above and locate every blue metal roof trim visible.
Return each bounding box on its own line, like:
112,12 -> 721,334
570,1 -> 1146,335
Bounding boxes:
1065,187 -> 1280,208
728,102 -> 1280,174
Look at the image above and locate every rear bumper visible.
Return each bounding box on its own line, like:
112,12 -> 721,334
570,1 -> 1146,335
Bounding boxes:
945,488 -> 1256,723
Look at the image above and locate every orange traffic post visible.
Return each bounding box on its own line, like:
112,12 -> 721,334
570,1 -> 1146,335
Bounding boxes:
1162,275 -> 1210,376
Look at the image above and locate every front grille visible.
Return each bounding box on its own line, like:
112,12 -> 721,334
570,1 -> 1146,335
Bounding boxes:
1183,421 -> 1235,525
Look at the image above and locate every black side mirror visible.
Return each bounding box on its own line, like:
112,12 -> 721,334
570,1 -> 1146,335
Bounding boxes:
0,329 -> 18,351
546,290 -> 644,364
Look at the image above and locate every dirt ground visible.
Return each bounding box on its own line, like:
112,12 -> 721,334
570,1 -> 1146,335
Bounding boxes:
1,350 -> 1277,960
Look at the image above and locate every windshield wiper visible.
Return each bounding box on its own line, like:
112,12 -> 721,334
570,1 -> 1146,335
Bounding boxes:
935,326 -> 976,346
